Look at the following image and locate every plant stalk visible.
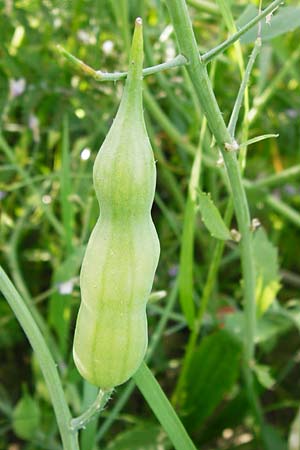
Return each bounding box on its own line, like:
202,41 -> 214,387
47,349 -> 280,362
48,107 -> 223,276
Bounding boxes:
166,0 -> 256,365
0,267 -> 79,450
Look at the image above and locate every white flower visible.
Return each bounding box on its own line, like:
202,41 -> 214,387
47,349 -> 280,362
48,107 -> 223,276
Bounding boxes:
9,78 -> 26,98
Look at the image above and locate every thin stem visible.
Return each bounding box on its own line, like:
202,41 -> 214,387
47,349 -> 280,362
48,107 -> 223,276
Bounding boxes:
145,87 -> 299,234
202,0 -> 283,63
243,179 -> 300,229
165,0 -> 262,437
70,389 -> 113,432
57,45 -> 187,81
133,362 -> 197,450
248,46 -> 300,124
179,117 -> 206,328
247,165 -> 300,190
228,38 -> 262,137
165,0 -> 256,363
239,133 -> 279,148
263,195 -> 300,229
0,266 -> 79,450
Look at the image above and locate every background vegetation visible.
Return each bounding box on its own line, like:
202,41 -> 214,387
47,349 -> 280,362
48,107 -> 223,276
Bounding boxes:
1,0 -> 300,449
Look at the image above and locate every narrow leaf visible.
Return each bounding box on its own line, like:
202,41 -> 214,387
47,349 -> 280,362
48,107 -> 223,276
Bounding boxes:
179,197 -> 196,329
240,134 -> 279,148
179,125 -> 203,330
197,192 -> 231,240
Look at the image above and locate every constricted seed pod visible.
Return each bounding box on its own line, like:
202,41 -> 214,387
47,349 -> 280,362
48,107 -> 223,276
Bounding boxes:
73,18 -> 160,389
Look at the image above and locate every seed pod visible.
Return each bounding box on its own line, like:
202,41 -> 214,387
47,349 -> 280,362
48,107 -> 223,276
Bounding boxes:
73,18 -> 160,389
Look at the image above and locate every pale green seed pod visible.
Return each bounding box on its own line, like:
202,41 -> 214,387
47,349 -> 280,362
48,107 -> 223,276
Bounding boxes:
73,18 -> 160,389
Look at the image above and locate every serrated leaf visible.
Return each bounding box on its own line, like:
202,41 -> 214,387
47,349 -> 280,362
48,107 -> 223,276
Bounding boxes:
181,330 -> 242,430
237,6 -> 300,44
197,192 -> 231,240
253,228 -> 281,315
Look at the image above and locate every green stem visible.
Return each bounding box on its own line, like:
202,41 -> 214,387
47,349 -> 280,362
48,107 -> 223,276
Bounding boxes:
178,117 -> 206,328
0,266 -> 79,450
166,0 -> 255,364
70,389 -> 113,432
202,0 -> 283,63
57,45 -> 187,81
228,38 -> 261,137
247,165 -> 300,190
216,0 -> 251,169
165,0 -> 263,438
145,87 -> 299,234
133,362 -> 197,450
248,46 -> 300,124
264,195 -> 300,229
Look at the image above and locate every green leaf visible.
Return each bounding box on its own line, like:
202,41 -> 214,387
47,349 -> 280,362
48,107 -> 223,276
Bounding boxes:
253,228 -> 281,315
12,391 -> 40,440
238,6 -> 300,44
253,364 -> 275,390
181,330 -> 242,430
197,192 -> 231,240
179,134 -> 202,330
105,424 -> 170,450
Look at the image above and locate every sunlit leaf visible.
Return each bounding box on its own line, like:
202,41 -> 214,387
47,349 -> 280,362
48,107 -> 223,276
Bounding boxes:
197,191 -> 231,240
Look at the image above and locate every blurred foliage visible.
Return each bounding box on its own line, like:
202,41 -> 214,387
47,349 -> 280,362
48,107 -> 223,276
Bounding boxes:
1,0 -> 300,449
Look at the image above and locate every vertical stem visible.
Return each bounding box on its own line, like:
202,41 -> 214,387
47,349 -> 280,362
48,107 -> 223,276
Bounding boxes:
165,0 -> 256,368
165,1 -> 263,437
134,362 -> 197,450
0,267 -> 79,450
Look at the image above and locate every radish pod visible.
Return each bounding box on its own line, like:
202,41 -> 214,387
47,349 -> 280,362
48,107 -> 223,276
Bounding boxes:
73,18 -> 160,389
